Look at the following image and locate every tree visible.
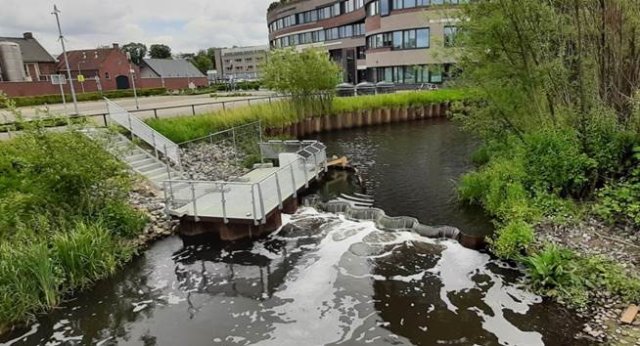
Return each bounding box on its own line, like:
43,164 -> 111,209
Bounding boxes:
190,50 -> 213,74
121,42 -> 147,65
149,44 -> 172,59
262,48 -> 341,114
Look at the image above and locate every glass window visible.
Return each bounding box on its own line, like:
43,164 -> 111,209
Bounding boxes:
357,0 -> 365,9
345,0 -> 354,12
333,3 -> 341,16
393,0 -> 403,9
393,31 -> 403,49
383,32 -> 393,47
430,68 -> 442,83
444,26 -> 457,47
380,0 -> 390,16
404,66 -> 415,84
384,67 -> 393,82
416,28 -> 429,48
404,29 -> 416,49
404,0 -> 416,8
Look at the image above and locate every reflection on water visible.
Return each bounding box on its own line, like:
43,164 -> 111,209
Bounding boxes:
314,118 -> 494,237
1,120 -> 588,346
2,210 -> 587,346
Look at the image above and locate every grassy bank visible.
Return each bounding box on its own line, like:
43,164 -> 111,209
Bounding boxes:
0,125 -> 147,331
457,126 -> 640,306
147,89 -> 469,143
1,87 -> 167,109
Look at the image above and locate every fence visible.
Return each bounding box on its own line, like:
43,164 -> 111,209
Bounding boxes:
163,140 -> 327,224
105,97 -> 182,165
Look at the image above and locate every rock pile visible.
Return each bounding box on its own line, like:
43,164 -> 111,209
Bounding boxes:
179,142 -> 250,181
129,179 -> 179,246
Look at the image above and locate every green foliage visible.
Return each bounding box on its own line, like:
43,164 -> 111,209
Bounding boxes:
147,89 -> 468,143
0,88 -> 167,109
525,245 -> 640,307
188,49 -> 214,74
262,48 -> 341,114
0,98 -> 146,329
490,221 -> 534,259
593,147 -> 640,227
149,44 -> 172,59
121,42 -> 147,65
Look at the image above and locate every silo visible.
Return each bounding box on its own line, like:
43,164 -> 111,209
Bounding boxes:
0,42 -> 26,81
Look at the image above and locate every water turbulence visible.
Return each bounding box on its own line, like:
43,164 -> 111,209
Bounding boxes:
1,120 -> 588,345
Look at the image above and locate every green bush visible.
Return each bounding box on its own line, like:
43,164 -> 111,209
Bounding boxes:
525,244 -> 640,307
97,200 -> 148,238
0,88 -> 167,109
490,220 -> 535,259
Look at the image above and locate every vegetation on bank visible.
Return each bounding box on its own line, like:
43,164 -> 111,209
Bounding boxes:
454,1 -> 640,306
0,95 -> 147,331
0,88 -> 167,109
147,89 -> 467,143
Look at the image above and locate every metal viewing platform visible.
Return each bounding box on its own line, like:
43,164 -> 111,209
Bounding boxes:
163,140 -> 327,238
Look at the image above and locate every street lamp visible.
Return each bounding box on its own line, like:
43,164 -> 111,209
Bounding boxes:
126,52 -> 140,109
52,4 -> 79,115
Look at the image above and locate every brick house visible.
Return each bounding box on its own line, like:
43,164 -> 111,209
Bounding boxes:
57,43 -> 140,91
0,32 -> 57,82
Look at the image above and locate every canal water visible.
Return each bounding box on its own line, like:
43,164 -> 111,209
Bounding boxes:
1,119 -> 588,346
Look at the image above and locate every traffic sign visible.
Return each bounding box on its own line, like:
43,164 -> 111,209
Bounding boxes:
77,74 -> 85,82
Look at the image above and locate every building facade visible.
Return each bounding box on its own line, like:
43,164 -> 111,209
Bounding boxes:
213,45 -> 269,81
0,32 -> 57,82
267,0 -> 464,85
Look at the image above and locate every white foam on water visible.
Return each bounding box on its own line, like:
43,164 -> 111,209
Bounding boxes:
259,214 -> 378,345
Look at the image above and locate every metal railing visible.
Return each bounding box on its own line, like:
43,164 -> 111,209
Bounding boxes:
105,97 -> 182,165
162,140 -> 327,224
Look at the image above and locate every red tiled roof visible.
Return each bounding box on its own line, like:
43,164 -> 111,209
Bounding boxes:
57,48 -> 118,71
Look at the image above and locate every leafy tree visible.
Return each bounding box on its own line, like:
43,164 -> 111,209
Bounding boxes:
149,44 -> 172,59
262,48 -> 341,114
180,50 -> 213,74
121,42 -> 147,65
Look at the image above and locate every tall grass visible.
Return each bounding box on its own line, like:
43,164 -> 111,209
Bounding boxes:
0,222 -> 136,328
147,89 -> 472,143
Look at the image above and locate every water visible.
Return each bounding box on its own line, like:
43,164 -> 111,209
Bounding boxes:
1,119 -> 588,346
314,118 -> 493,237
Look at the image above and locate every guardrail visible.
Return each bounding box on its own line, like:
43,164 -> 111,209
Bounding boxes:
162,141 -> 327,224
105,98 -> 182,165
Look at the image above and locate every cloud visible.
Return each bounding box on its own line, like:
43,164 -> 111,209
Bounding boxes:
0,0 -> 273,56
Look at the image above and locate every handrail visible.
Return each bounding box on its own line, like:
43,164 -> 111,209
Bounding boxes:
105,97 -> 182,165
163,140 -> 326,223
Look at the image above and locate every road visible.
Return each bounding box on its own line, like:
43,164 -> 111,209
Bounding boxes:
1,90 -> 279,123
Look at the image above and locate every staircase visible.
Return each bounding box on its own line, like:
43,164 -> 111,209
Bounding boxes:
84,128 -> 183,189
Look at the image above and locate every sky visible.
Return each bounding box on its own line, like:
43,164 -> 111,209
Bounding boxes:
0,0 -> 274,56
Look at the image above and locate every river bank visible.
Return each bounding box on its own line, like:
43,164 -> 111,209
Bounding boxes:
535,219 -> 640,344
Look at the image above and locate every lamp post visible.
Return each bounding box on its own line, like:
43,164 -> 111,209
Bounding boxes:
52,4 -> 79,115
126,52 -> 140,109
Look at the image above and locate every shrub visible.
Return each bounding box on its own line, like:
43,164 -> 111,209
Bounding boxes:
0,88 -> 167,109
97,200 -> 148,238
490,220 -> 535,259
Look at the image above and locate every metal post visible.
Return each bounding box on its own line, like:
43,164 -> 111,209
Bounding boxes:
275,173 -> 283,210
52,5 -> 79,116
162,183 -> 169,213
289,164 -> 297,197
164,145 -> 171,178
301,157 -> 309,188
251,185 -> 258,225
190,183 -> 199,221
127,113 -> 134,141
258,121 -> 264,163
312,151 -> 319,178
151,131 -> 158,158
209,132 -> 213,144
268,96 -> 272,105
102,114 -> 108,127
222,102 -> 226,111
232,127 -> 239,166
153,109 -> 158,119
220,183 -> 228,224
58,80 -> 67,114
191,104 -> 196,115
257,183 -> 266,224
248,99 -> 251,106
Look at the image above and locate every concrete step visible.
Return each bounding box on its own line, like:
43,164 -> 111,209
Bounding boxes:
136,162 -> 165,173
126,153 -> 150,163
130,158 -> 156,169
